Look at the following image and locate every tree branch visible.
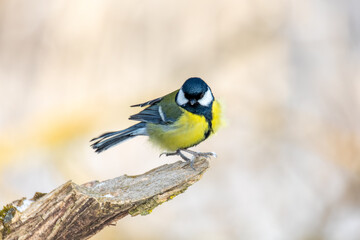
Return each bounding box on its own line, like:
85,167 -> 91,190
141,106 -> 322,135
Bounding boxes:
0,158 -> 209,240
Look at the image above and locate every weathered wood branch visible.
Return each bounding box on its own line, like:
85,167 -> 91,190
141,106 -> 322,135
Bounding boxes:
0,158 -> 209,240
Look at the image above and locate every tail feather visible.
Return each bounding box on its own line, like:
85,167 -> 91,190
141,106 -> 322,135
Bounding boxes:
91,122 -> 147,153
90,131 -> 121,141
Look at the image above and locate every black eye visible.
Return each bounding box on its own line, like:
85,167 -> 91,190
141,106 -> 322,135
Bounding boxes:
199,92 -> 205,99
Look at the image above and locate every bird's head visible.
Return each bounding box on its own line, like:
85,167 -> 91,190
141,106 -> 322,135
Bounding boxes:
176,77 -> 214,108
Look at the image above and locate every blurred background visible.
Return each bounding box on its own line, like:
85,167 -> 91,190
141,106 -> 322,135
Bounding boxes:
1,0 -> 360,239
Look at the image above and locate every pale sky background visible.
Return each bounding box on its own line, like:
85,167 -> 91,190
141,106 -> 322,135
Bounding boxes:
1,0 -> 360,239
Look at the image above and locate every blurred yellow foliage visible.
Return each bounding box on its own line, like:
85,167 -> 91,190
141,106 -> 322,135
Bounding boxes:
35,111 -> 95,148
0,141 -> 16,168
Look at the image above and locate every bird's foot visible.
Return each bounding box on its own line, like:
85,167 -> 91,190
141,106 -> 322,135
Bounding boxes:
160,149 -> 217,170
159,151 -> 178,157
160,149 -> 195,170
181,149 -> 217,159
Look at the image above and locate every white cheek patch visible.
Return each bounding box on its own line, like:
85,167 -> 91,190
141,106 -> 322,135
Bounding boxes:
198,88 -> 214,107
176,88 -> 188,106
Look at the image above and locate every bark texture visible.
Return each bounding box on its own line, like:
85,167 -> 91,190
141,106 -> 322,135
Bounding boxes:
0,158 -> 209,240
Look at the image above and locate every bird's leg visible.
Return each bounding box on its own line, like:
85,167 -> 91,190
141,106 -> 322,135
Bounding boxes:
181,149 -> 217,159
160,149 -> 216,170
160,149 -> 195,170
178,151 -> 195,170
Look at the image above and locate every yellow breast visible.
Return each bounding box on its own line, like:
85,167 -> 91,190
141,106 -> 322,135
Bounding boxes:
147,100 -> 223,151
211,100 -> 222,133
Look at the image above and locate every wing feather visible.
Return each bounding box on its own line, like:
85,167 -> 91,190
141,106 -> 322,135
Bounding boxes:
131,97 -> 162,107
129,90 -> 181,124
129,105 -> 170,124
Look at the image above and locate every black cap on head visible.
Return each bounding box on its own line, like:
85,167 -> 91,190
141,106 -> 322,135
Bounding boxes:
181,77 -> 209,99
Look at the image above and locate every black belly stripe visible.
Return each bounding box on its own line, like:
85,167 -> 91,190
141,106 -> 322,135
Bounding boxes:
203,114 -> 213,140
204,127 -> 211,139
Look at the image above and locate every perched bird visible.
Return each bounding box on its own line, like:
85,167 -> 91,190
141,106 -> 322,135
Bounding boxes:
91,77 -> 222,168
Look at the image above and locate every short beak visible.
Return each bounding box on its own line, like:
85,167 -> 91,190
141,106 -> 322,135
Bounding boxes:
190,99 -> 197,105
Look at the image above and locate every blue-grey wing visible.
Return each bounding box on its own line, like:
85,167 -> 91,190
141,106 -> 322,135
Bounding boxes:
129,90 -> 182,124
129,104 -> 173,124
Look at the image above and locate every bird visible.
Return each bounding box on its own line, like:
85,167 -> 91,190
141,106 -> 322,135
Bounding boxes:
90,77 -> 222,169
